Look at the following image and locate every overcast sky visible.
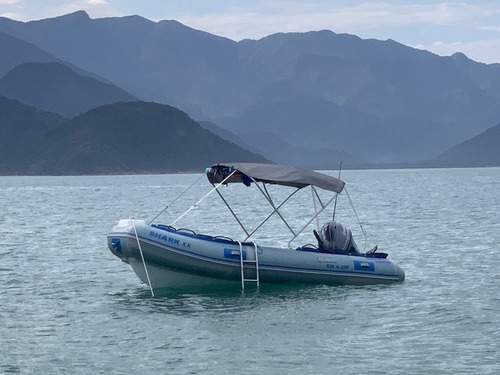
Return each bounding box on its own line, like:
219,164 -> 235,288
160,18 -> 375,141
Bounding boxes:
1,0 -> 500,64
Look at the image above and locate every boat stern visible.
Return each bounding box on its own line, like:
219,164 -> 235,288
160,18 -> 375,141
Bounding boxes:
393,262 -> 405,282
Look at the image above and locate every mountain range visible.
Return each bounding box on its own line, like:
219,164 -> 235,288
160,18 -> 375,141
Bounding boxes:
0,62 -> 137,117
0,11 -> 499,174
0,94 -> 63,144
0,101 -> 268,175
430,123 -> 500,167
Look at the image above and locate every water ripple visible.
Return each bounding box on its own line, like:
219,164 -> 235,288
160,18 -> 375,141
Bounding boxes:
1,169 -> 499,374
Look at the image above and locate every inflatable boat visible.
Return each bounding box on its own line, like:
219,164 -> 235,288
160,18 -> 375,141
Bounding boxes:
107,163 -> 405,294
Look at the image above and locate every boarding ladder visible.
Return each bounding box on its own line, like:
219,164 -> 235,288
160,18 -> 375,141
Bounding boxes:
237,241 -> 260,290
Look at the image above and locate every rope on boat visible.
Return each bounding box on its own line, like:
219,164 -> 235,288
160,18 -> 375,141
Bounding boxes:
148,173 -> 205,225
132,218 -> 155,297
344,187 -> 368,250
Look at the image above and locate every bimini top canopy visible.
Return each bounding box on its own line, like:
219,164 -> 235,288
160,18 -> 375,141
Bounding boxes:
206,162 -> 345,193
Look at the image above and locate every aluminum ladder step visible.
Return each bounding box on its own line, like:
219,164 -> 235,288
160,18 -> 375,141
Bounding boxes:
237,241 -> 259,290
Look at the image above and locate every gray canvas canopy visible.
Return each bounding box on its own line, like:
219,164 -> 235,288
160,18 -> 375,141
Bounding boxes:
206,162 -> 345,193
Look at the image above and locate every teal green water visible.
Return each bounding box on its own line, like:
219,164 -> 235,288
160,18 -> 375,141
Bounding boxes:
1,168 -> 499,374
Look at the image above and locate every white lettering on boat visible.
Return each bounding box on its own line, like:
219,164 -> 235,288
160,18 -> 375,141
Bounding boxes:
317,255 -> 350,270
148,231 -> 184,246
317,255 -> 336,263
326,264 -> 349,270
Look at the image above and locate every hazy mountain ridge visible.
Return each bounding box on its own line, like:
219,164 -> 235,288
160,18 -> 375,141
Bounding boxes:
0,94 -> 64,143
0,11 -> 499,171
431,123 -> 500,167
0,101 -> 268,175
0,11 -> 241,114
0,94 -> 65,174
198,119 -> 364,169
0,62 -> 138,117
0,30 -> 57,76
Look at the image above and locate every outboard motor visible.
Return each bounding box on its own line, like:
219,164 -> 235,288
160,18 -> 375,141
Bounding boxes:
315,221 -> 360,253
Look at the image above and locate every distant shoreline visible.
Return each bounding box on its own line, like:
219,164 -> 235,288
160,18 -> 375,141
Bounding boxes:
1,163 -> 498,178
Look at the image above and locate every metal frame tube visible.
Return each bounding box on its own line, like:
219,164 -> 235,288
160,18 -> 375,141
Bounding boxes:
170,169 -> 237,226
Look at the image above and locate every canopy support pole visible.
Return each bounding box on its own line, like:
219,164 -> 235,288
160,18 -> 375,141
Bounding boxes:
148,173 -> 205,225
333,159 -> 343,221
311,185 -> 326,209
170,169 -> 237,226
287,193 -> 338,248
311,186 -> 326,231
257,182 -> 297,237
212,176 -> 300,241
214,185 -> 250,238
244,185 -> 300,241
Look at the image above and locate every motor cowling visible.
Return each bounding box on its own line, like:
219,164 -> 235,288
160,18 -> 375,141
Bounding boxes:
317,221 -> 360,253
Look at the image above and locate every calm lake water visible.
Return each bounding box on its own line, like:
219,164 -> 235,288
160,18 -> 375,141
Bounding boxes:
1,168 -> 499,374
